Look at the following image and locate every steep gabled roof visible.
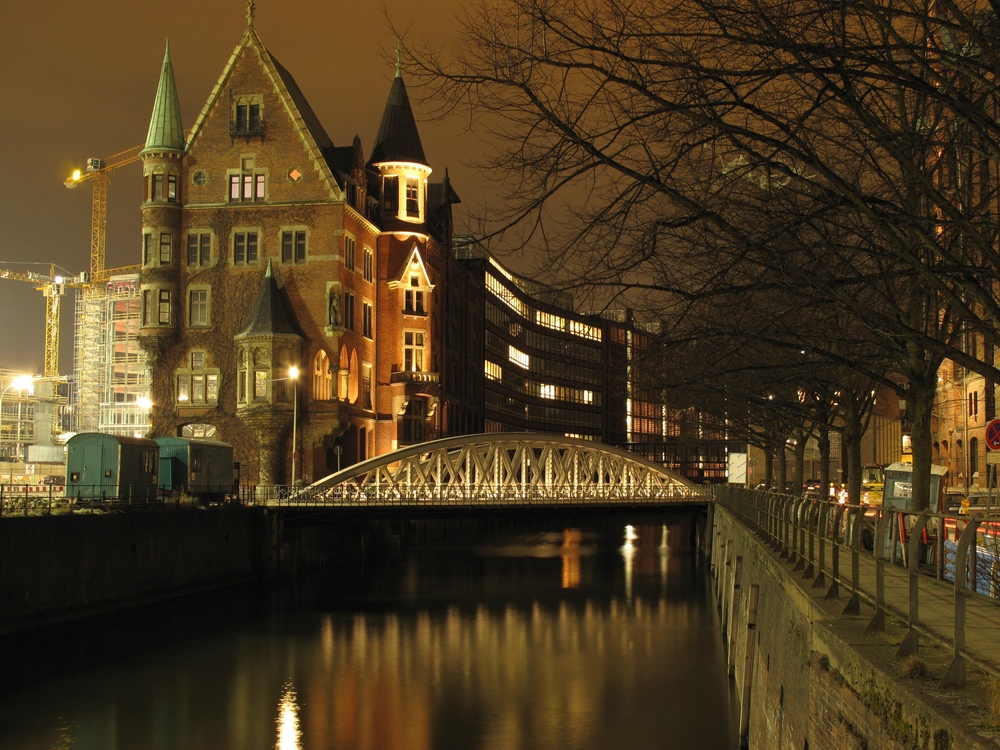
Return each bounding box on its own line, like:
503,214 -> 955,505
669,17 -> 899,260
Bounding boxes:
369,59 -> 428,167
184,25 -> 345,196
237,261 -> 303,338
143,40 -> 185,155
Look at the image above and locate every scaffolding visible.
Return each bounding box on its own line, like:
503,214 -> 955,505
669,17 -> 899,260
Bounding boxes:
72,275 -> 151,436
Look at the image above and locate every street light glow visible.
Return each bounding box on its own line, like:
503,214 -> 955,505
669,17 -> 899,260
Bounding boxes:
0,374 -> 36,464
289,365 -> 299,486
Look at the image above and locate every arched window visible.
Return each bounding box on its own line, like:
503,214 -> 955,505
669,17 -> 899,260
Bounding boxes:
313,350 -> 332,401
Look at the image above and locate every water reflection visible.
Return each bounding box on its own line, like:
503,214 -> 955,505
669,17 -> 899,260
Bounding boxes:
275,682 -> 301,750
0,522 -> 735,750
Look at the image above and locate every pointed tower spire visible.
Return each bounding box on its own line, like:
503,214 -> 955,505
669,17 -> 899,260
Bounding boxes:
247,0 -> 255,28
369,50 -> 427,167
238,260 -> 303,337
143,40 -> 185,155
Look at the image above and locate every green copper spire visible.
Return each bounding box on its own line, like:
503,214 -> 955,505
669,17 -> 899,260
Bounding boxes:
143,40 -> 185,154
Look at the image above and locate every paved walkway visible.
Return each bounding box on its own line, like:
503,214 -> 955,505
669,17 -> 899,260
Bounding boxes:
775,528 -> 1000,680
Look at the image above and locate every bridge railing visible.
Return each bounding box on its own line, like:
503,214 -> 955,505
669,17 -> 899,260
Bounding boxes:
716,485 -> 1000,689
241,482 -> 714,508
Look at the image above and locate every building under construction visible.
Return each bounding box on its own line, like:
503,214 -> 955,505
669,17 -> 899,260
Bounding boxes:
72,274 -> 151,436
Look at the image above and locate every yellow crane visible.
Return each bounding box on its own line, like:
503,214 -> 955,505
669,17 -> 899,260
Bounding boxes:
0,265 -> 87,378
65,143 -> 145,285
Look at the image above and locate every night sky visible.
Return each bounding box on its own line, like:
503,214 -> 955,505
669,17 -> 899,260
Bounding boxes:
0,0 -> 486,374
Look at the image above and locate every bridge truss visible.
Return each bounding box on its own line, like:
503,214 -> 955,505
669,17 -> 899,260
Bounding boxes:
262,433 -> 713,509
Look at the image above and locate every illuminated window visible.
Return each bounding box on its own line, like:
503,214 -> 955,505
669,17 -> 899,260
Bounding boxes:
569,320 -> 602,341
404,330 -> 425,372
508,346 -> 529,369
405,177 -> 420,217
536,311 -> 565,331
229,161 -> 266,201
485,361 -> 501,380
540,384 -> 556,399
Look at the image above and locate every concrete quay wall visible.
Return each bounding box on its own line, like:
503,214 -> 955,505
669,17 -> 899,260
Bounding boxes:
0,508 -> 384,637
714,506 -> 999,750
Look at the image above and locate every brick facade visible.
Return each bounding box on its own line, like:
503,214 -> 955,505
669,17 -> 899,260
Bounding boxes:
137,23 -> 474,484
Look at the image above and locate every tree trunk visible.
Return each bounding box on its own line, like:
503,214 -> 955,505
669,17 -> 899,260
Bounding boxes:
818,427 -> 831,501
841,396 -> 864,505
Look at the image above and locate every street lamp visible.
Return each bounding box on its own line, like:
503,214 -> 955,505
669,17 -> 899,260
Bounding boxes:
0,374 -> 35,464
289,366 -> 299,486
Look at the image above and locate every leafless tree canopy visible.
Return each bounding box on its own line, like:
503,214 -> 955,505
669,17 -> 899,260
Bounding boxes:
408,0 -> 1000,508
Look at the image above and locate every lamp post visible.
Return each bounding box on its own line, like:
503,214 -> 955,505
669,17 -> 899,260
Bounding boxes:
289,366 -> 299,486
0,374 -> 35,464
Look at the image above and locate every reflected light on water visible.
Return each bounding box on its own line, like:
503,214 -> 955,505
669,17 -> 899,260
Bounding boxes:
562,528 -> 582,588
621,525 -> 637,603
275,682 -> 302,750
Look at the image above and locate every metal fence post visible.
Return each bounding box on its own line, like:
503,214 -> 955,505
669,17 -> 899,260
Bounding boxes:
940,514 -> 982,689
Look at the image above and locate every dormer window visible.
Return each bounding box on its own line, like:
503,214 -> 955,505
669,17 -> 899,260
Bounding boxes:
232,98 -> 265,137
404,276 -> 425,314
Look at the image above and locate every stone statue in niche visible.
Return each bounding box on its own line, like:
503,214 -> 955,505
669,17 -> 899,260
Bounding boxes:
329,291 -> 340,327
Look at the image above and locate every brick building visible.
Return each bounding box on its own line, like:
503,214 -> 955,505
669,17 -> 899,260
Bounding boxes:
138,12 -> 478,485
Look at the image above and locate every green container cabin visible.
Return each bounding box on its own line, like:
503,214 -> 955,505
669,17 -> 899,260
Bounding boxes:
154,437 -> 235,501
66,433 -> 160,500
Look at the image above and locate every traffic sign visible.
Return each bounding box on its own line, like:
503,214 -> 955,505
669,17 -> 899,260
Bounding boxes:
986,419 -> 1000,451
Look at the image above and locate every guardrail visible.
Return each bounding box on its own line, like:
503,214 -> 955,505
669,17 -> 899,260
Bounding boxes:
716,485 -> 1000,689
237,482 -> 716,508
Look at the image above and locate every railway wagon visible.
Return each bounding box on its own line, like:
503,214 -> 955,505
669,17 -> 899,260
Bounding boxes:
66,433 -> 160,501
154,437 -> 235,502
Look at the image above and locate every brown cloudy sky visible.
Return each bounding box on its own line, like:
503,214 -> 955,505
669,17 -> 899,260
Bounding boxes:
0,0 -> 486,373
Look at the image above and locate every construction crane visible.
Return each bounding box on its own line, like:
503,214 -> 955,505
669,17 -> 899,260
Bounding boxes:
0,264 -> 87,378
64,143 -> 145,286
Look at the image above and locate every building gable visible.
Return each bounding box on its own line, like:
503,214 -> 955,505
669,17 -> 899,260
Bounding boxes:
183,27 -> 344,202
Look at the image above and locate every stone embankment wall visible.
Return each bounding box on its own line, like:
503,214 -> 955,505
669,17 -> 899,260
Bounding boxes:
0,507 -> 385,637
714,505 -> 999,750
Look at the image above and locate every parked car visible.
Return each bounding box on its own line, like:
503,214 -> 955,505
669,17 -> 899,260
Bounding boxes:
803,479 -> 822,498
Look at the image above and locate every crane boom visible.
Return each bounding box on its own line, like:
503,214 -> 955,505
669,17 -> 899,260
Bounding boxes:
0,265 -> 87,378
65,144 -> 145,285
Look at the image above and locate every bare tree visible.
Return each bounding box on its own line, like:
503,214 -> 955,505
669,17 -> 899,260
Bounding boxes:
412,0 -> 1000,510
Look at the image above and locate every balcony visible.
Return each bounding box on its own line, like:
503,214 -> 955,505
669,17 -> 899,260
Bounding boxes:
230,120 -> 266,138
390,370 -> 440,385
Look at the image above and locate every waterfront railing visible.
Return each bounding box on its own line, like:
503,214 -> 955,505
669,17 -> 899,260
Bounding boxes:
716,485 -> 1000,689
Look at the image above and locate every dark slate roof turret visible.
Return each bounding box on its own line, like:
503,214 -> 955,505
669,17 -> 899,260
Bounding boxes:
238,260 -> 303,337
143,40 -> 185,155
368,54 -> 427,166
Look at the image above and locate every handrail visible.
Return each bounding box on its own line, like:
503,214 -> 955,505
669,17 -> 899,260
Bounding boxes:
715,486 -> 1000,689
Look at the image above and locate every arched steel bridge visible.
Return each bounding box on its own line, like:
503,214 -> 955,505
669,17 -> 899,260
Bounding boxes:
253,433 -> 714,510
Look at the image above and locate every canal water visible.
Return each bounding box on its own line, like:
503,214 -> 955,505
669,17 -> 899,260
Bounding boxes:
0,519 -> 738,750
